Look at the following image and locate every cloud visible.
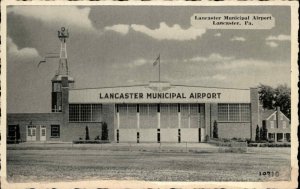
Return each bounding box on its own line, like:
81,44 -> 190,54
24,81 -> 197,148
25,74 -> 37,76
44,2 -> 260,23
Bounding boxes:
8,37 -> 40,59
113,58 -> 149,69
216,59 -> 273,70
266,41 -> 279,48
202,74 -> 226,80
230,36 -> 246,42
131,22 -> 206,41
8,6 -> 95,31
104,24 -> 130,35
266,34 -> 291,41
185,53 -> 234,63
128,58 -> 148,67
214,33 -> 221,37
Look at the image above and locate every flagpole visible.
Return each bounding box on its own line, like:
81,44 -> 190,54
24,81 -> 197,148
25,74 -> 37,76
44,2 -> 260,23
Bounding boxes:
158,54 -> 160,82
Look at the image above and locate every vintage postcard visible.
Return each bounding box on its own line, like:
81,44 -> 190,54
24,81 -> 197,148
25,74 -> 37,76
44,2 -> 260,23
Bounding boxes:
1,1 -> 298,189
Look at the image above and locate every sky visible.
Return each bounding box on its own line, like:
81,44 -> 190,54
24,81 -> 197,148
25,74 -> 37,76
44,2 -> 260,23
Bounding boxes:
6,5 -> 291,113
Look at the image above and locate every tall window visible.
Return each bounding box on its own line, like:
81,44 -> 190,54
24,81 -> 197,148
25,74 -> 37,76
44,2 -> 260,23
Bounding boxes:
218,103 -> 250,122
51,125 -> 60,138
69,104 -> 102,122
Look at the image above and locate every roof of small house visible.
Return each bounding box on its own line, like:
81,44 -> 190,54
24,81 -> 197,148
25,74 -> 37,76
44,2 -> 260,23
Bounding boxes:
261,109 -> 290,121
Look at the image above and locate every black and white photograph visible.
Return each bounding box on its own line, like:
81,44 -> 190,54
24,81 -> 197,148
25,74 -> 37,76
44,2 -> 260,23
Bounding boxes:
1,1 -> 298,189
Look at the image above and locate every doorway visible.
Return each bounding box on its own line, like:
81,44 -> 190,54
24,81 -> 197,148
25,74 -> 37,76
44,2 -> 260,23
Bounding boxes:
40,126 -> 46,141
27,125 -> 36,141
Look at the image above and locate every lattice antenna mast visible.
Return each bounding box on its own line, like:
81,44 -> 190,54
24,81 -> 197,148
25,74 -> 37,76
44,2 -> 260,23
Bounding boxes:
57,27 -> 69,75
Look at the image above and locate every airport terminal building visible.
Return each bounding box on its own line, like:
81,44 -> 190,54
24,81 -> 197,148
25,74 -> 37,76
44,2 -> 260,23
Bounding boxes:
7,75 -> 261,143
7,27 -> 263,143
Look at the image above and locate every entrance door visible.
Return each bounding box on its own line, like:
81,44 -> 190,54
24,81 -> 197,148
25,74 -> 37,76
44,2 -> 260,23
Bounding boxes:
40,126 -> 46,141
27,126 -> 36,141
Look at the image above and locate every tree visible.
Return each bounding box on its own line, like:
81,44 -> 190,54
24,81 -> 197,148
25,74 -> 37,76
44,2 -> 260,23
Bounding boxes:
255,125 -> 260,142
260,124 -> 268,141
213,120 -> 218,139
85,126 -> 90,140
262,124 -> 268,141
274,84 -> 291,119
259,127 -> 263,142
101,122 -> 108,141
258,83 -> 291,119
258,84 -> 275,110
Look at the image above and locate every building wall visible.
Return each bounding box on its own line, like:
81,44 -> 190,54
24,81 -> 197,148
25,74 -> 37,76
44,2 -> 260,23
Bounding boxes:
7,83 -> 261,143
118,129 -> 137,142
139,129 -> 157,142
266,111 -> 291,134
160,129 -> 178,142
62,123 -> 102,141
102,104 -> 115,142
217,122 -> 251,139
7,113 -> 63,142
181,128 -> 199,142
250,88 -> 260,141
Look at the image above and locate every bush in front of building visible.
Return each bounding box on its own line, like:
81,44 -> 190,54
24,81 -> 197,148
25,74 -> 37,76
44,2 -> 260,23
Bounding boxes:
255,125 -> 260,142
85,126 -> 90,140
204,135 -> 210,142
101,122 -> 108,141
259,124 -> 268,142
73,140 -> 110,144
213,120 -> 218,139
248,143 -> 290,147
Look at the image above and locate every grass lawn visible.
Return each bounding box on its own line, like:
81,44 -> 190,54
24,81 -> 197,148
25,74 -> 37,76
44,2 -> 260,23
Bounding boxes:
7,148 -> 290,182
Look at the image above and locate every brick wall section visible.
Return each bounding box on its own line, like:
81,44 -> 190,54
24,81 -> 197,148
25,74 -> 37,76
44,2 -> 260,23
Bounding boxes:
208,102 -> 252,139
62,123 -> 102,141
7,113 -> 63,142
102,104 -> 115,142
218,122 -> 251,139
250,88 -> 259,141
61,77 -> 69,126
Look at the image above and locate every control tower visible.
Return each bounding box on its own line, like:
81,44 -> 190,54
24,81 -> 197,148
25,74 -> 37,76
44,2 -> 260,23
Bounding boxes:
51,27 -> 75,112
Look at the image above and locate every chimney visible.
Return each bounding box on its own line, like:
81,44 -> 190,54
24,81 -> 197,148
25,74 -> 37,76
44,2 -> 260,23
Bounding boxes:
276,106 -> 280,128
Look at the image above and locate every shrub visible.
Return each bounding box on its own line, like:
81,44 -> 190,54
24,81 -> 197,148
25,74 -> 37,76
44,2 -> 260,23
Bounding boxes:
223,138 -> 230,142
260,124 -> 268,141
101,122 -> 108,141
204,135 -> 209,142
213,120 -> 218,139
85,126 -> 90,140
255,125 -> 260,142
246,139 -> 252,144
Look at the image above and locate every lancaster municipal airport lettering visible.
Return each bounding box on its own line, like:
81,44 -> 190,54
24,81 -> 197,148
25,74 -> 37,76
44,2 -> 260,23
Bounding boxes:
99,92 -> 222,99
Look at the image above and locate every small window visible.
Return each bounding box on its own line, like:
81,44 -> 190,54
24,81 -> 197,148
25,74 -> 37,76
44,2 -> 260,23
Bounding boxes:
282,121 -> 286,129
51,125 -> 60,138
270,121 -> 274,129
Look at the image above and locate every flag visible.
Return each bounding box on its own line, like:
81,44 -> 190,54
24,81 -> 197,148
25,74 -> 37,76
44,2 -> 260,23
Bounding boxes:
153,54 -> 160,66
